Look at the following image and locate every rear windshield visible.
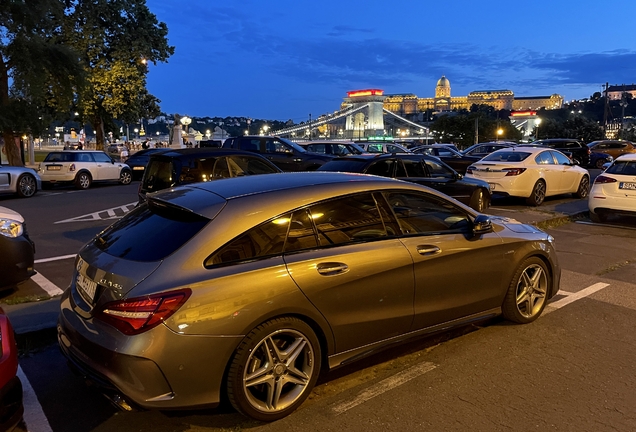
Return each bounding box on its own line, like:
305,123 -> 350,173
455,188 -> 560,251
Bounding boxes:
94,201 -> 209,262
482,151 -> 531,162
606,160 -> 636,175
44,152 -> 79,162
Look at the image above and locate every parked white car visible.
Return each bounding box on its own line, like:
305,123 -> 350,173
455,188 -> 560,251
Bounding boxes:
588,154 -> 636,222
465,146 -> 590,206
38,150 -> 132,189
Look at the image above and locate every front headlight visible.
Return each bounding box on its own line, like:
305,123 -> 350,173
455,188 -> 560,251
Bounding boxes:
547,234 -> 555,244
0,218 -> 24,238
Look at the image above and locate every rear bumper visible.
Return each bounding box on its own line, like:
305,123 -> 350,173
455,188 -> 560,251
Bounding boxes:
57,290 -> 241,410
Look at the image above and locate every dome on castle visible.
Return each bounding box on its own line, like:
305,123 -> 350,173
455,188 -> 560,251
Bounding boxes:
436,76 -> 450,88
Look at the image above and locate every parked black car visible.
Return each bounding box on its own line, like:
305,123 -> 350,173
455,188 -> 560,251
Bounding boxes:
461,142 -> 516,158
222,136 -> 333,171
125,148 -> 169,180
317,153 -> 492,212
299,141 -> 365,156
532,139 -> 591,167
139,148 -> 282,202
411,145 -> 482,174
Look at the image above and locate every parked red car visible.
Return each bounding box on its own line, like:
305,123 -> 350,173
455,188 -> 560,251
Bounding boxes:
0,307 -> 23,431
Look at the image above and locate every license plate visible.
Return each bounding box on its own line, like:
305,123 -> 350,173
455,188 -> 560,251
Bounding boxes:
133,166 -> 145,170
619,182 -> 636,190
47,165 -> 61,171
77,273 -> 97,303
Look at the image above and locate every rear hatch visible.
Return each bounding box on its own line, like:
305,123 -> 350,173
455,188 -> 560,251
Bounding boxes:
69,191 -> 224,317
595,160 -> 636,198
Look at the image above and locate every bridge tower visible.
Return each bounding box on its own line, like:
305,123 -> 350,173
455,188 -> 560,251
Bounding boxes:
342,89 -> 386,139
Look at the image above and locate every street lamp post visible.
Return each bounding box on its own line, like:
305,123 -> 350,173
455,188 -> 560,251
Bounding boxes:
180,116 -> 192,147
496,128 -> 503,142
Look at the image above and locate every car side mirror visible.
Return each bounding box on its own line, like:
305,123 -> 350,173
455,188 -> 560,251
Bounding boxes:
472,214 -> 493,235
454,172 -> 463,180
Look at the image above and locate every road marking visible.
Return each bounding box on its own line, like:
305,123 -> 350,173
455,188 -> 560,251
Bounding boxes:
332,361 -> 437,415
17,366 -> 54,432
545,283 -> 610,314
35,254 -> 77,264
31,272 -> 65,296
54,202 -> 137,224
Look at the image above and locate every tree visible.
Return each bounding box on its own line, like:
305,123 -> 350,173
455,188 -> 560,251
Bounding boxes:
63,0 -> 174,148
0,0 -> 83,166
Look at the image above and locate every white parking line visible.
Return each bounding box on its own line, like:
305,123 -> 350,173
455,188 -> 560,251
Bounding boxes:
30,272 -> 64,296
54,202 -> 137,224
332,361 -> 437,415
545,283 -> 610,314
35,254 -> 77,264
17,366 -> 54,432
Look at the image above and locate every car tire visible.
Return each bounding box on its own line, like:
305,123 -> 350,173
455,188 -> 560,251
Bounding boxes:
469,188 -> 489,212
526,180 -> 546,206
16,173 -> 37,198
595,159 -> 606,169
574,176 -> 590,199
74,172 -> 92,189
119,169 -> 132,185
502,256 -> 550,324
227,316 -> 321,421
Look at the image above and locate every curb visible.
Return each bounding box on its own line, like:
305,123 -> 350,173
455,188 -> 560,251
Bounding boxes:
3,297 -> 61,335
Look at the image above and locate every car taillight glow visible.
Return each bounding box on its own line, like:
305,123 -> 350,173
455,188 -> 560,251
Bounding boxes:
504,168 -> 526,176
594,175 -> 617,184
69,163 -> 76,172
466,166 -> 474,174
96,289 -> 191,335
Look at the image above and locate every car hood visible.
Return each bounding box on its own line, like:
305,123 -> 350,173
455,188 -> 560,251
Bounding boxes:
0,206 -> 24,222
489,215 -> 545,234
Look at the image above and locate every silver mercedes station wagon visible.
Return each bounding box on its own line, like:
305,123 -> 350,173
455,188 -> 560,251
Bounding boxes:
58,172 -> 560,421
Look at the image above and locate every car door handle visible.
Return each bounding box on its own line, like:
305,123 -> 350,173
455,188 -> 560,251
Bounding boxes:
316,262 -> 349,276
416,245 -> 441,256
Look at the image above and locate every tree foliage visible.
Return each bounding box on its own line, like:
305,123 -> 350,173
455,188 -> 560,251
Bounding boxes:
63,0 -> 174,148
0,0 -> 83,165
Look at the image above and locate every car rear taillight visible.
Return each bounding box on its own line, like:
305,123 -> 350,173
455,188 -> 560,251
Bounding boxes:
69,163 -> 76,172
503,168 -> 526,176
96,289 -> 191,335
466,166 -> 475,174
594,175 -> 617,184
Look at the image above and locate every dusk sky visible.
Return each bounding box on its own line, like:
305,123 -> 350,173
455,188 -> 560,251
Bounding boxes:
145,0 -> 636,123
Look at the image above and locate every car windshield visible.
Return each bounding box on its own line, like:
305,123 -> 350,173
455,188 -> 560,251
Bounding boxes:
606,160 -> 636,175
279,137 -> 307,153
482,151 -> 531,162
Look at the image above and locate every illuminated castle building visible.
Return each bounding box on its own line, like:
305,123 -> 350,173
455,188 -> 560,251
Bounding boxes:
382,75 -> 564,114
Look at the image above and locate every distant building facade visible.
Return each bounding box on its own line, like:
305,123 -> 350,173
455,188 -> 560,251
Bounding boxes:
381,75 -> 564,114
605,84 -> 636,100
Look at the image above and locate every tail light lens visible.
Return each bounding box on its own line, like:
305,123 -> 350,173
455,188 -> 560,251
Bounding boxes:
96,289 -> 191,335
594,175 -> 617,184
69,163 -> 76,172
503,168 -> 526,176
466,166 -> 475,174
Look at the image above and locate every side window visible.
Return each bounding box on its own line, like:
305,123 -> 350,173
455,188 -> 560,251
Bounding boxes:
92,152 -> 111,163
237,138 -> 261,152
384,191 -> 470,235
308,193 -> 395,246
367,144 -> 383,153
424,158 -> 453,176
386,144 -> 402,153
552,151 -> 571,165
535,151 -> 554,165
366,160 -> 395,177
211,158 -> 230,178
266,139 -> 289,154
402,158 -> 427,177
284,209 -> 319,253
206,213 -> 291,267
227,156 -> 277,175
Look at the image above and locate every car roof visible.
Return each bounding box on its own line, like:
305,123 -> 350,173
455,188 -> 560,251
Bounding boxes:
615,153 -> 636,161
490,146 -> 559,155
149,148 -> 268,159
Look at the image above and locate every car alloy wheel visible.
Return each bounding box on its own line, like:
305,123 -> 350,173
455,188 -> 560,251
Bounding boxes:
470,188 -> 489,212
502,257 -> 549,323
574,176 -> 589,199
75,172 -> 92,189
595,159 -> 606,169
227,317 -> 321,421
526,180 -> 546,206
119,170 -> 132,185
17,174 -> 37,198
